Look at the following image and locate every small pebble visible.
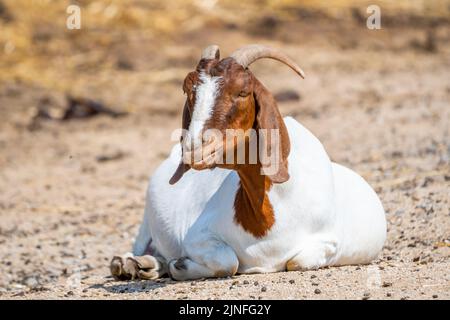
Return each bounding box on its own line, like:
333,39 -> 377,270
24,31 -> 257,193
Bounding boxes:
386,292 -> 392,297
243,280 -> 249,285
261,286 -> 267,292
253,281 -> 259,286
314,289 -> 321,294
432,294 -> 438,299
310,275 -> 317,279
382,281 -> 392,287
289,279 -> 295,284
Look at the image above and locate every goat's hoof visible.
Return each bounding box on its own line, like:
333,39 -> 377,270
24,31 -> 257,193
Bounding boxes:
110,255 -> 132,281
128,256 -> 160,280
110,254 -> 165,281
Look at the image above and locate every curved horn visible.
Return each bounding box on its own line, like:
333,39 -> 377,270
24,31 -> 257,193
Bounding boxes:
201,44 -> 220,60
230,44 -> 305,78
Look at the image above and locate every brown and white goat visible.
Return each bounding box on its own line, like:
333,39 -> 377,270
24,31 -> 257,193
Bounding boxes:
111,45 -> 386,281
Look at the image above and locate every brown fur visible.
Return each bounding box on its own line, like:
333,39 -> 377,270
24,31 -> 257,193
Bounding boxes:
234,164 -> 275,237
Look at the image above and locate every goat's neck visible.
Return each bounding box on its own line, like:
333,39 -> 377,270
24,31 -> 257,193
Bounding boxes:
234,164 -> 275,238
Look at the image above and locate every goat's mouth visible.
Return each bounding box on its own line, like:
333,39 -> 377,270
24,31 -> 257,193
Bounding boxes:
182,140 -> 226,170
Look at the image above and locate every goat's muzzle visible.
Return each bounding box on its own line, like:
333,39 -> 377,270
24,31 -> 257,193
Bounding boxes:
182,139 -> 223,170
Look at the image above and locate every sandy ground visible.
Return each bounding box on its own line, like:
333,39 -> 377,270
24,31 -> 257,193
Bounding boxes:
0,9 -> 449,299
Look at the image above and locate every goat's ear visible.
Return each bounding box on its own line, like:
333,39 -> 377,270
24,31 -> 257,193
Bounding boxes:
169,100 -> 191,185
253,78 -> 290,184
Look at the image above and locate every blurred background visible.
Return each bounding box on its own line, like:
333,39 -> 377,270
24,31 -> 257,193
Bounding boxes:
0,0 -> 449,299
1,0 -> 449,118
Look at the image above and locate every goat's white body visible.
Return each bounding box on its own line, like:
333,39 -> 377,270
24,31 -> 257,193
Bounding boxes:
134,117 -> 386,278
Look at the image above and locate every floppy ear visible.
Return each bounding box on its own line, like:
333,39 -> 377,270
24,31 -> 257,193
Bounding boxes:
253,78 -> 290,183
169,100 -> 191,185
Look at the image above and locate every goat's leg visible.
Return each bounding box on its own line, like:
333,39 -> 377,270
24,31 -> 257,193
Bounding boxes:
168,242 -> 239,281
286,236 -> 338,271
132,203 -> 153,256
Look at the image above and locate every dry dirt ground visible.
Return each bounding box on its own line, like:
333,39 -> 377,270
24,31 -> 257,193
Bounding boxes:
0,7 -> 449,299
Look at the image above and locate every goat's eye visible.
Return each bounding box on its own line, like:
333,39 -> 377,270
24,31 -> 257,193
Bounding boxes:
238,91 -> 249,97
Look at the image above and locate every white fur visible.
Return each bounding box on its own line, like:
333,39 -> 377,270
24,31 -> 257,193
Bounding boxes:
187,72 -> 222,149
133,117 -> 386,280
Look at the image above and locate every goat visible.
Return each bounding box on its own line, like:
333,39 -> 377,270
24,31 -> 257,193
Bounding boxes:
110,44 -> 386,281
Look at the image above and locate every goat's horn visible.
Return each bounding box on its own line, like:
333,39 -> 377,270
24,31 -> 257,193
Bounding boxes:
230,44 -> 305,78
201,45 -> 220,60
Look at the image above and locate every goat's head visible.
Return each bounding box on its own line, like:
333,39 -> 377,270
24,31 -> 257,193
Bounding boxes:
170,44 -> 304,185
